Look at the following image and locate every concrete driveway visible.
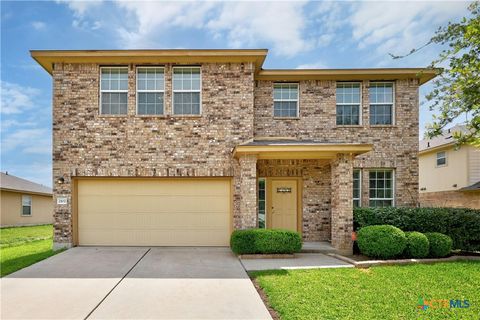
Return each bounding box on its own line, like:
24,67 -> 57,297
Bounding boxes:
1,247 -> 271,320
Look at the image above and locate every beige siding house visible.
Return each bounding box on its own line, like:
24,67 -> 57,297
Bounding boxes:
32,49 -> 437,254
0,172 -> 53,227
419,125 -> 480,208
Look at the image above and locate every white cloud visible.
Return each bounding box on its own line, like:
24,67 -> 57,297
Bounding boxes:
1,128 -> 51,155
296,61 -> 328,69
350,1 -> 469,65
57,0 -> 103,16
0,81 -> 41,114
31,21 -> 46,30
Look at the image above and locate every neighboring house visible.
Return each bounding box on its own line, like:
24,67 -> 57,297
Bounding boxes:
419,125 -> 480,209
0,172 -> 53,227
32,49 -> 437,254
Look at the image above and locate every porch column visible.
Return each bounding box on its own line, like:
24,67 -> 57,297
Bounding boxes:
237,154 -> 258,229
330,153 -> 354,255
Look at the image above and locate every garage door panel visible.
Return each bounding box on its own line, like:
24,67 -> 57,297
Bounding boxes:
79,195 -> 229,214
77,179 -> 231,246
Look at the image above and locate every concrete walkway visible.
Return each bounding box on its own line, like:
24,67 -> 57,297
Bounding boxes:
1,247 -> 271,320
241,253 -> 354,271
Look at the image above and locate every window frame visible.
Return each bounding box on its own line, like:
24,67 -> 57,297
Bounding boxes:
353,169 -> 362,207
336,82 -> 362,126
21,195 -> 32,216
436,151 -> 447,167
273,83 -> 299,118
257,178 -> 267,229
368,169 -> 395,207
172,66 -> 202,116
99,66 -> 129,116
369,81 -> 395,126
136,66 -> 165,116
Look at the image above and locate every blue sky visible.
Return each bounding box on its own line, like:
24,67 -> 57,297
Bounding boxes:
0,0 -> 471,187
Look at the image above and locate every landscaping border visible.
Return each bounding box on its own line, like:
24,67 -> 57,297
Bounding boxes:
329,253 -> 480,268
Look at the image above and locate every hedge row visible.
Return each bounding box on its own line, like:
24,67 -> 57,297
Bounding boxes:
354,207 -> 480,252
230,229 -> 302,255
357,225 -> 452,259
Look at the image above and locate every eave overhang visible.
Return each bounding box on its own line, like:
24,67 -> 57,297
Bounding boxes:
30,49 -> 269,75
233,143 -> 373,160
256,68 -> 440,85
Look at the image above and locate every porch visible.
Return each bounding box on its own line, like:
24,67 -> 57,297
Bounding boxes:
234,138 -> 372,255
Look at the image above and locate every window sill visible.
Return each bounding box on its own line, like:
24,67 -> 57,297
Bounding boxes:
336,125 -> 364,128
136,115 -> 168,118
369,125 -> 397,128
170,114 -> 202,119
21,215 -> 32,217
273,117 -> 300,120
98,114 -> 129,118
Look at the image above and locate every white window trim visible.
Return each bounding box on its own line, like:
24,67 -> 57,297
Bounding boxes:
273,83 -> 299,118
369,81 -> 395,125
336,82 -> 362,126
172,66 -> 202,116
353,169 -> 362,206
21,195 -> 32,217
136,66 -> 165,116
368,169 -> 395,207
436,151 -> 447,167
258,178 -> 267,229
99,66 -> 129,115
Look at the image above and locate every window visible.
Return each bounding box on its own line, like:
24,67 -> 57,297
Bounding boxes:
258,178 -> 266,228
100,67 -> 128,115
273,83 -> 298,117
137,67 -> 164,115
336,83 -> 361,125
369,82 -> 394,125
369,170 -> 394,207
173,67 -> 201,115
353,169 -> 361,207
21,195 -> 32,216
436,151 -> 447,166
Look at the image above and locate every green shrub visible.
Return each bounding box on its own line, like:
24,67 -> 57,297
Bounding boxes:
354,207 -> 480,252
404,232 -> 429,258
230,229 -> 302,255
357,225 -> 407,259
425,232 -> 453,258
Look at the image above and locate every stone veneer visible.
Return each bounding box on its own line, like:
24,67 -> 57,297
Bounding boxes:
51,62 -> 420,252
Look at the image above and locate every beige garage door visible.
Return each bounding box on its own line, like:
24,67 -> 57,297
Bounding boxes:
77,178 -> 231,246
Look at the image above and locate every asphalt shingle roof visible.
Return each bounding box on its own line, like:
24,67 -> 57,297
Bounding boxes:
0,172 -> 52,195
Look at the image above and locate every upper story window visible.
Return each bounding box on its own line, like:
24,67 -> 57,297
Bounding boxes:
353,169 -> 361,207
173,67 -> 201,115
369,169 -> 394,207
22,195 -> 32,216
336,82 -> 361,125
436,151 -> 447,166
369,82 -> 394,125
273,83 -> 298,118
100,67 -> 128,115
137,67 -> 164,115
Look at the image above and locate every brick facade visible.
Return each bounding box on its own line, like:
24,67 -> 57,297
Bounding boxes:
49,59 -> 421,252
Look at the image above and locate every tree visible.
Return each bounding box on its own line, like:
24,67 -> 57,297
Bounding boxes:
391,1 -> 479,146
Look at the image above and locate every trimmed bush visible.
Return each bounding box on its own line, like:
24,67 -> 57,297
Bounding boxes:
425,232 -> 453,258
354,207 -> 480,252
357,225 -> 407,259
404,232 -> 429,258
230,229 -> 302,255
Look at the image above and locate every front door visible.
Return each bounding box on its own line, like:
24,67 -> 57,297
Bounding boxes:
269,179 -> 298,231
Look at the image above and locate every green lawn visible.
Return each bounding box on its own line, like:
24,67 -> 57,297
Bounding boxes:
251,262 -> 480,320
0,225 -> 62,277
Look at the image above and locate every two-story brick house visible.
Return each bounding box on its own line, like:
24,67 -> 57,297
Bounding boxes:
32,49 -> 436,254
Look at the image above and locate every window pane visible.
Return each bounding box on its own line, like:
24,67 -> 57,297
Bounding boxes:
22,206 -> 31,215
101,68 -> 128,92
173,67 -> 200,91
101,92 -> 128,115
138,93 -> 164,115
258,179 -> 266,229
370,104 -> 392,125
173,92 -> 200,115
369,170 -> 394,207
273,84 -> 298,118
336,105 -> 360,125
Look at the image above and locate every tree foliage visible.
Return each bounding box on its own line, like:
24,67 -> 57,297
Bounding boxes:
392,1 -> 479,146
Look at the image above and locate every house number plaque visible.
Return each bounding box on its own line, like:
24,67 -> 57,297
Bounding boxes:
276,187 -> 292,193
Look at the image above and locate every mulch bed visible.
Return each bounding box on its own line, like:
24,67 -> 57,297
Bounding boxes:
250,277 -> 280,320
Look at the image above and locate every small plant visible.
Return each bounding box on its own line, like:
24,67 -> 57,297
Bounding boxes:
404,232 -> 429,258
424,232 -> 453,258
230,229 -> 302,255
357,225 -> 407,259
